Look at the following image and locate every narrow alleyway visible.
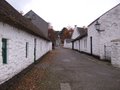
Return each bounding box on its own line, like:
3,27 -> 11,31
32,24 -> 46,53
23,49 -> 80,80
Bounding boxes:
1,48 -> 120,90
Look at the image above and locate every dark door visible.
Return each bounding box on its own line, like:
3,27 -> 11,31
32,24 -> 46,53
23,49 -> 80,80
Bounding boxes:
2,38 -> 7,64
72,42 -> 74,50
34,39 -> 36,62
90,37 -> 93,55
79,40 -> 80,51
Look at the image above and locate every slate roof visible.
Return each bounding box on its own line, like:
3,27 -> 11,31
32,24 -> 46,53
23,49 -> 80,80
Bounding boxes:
77,27 -> 86,34
24,10 -> 48,38
0,0 -> 49,41
72,28 -> 87,42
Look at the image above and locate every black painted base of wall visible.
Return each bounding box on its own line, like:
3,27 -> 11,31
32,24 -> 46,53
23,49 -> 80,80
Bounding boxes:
0,51 -> 50,90
73,49 -> 111,63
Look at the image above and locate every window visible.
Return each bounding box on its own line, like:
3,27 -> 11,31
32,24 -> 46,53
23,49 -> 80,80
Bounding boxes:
2,38 -> 7,64
26,42 -> 28,58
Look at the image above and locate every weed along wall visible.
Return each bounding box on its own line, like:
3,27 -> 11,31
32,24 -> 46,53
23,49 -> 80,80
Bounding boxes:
0,22 -> 52,84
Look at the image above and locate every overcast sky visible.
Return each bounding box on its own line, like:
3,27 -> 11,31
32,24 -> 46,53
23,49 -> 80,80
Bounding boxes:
6,0 -> 120,31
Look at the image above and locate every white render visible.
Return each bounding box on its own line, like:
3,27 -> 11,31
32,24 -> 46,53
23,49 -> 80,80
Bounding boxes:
74,40 -> 79,51
79,37 -> 88,52
87,21 -> 101,56
0,22 -> 52,84
87,4 -> 120,59
73,36 -> 88,52
64,39 -> 72,49
71,26 -> 80,39
111,40 -> 120,68
72,4 -> 120,61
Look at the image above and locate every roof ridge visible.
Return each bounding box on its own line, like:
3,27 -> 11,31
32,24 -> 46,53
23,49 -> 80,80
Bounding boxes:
0,0 -> 49,41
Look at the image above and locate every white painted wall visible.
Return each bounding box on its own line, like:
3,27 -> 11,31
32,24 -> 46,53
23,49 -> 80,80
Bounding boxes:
87,21 -> 101,56
71,27 -> 80,39
80,37 -> 88,52
72,4 -> 120,61
87,4 -> 120,59
0,22 -> 52,84
73,41 -> 79,50
77,40 -> 80,50
73,36 -> 88,52
64,40 -> 72,49
111,40 -> 120,68
74,41 -> 77,50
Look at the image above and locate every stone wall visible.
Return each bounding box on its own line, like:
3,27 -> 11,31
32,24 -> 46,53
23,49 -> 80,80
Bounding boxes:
0,22 -> 52,84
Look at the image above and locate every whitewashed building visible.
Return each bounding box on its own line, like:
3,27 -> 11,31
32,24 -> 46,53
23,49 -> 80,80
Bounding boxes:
0,0 -> 52,84
111,39 -> 120,67
72,3 -> 120,62
69,26 -> 79,49
86,3 -> 120,60
64,26 -> 87,50
64,39 -> 72,49
71,25 -> 80,39
72,28 -> 87,51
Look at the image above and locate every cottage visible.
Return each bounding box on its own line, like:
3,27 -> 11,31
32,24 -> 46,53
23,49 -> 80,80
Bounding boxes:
71,25 -> 81,39
72,28 -> 87,51
0,0 -> 52,84
86,3 -> 120,60
64,39 -> 72,49
72,3 -> 120,63
64,26 -> 87,49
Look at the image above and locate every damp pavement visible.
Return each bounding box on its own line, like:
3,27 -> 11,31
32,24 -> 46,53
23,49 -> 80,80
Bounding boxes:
1,47 -> 120,90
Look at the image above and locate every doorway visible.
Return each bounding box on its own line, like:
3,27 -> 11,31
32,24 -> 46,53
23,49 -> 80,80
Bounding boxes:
79,40 -> 80,51
90,37 -> 93,55
2,38 -> 7,64
34,39 -> 36,62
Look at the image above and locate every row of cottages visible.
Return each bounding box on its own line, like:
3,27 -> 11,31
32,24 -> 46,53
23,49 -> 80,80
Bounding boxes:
0,0 -> 52,84
64,39 -> 72,49
71,3 -> 120,64
72,28 -> 87,52
63,26 -> 86,49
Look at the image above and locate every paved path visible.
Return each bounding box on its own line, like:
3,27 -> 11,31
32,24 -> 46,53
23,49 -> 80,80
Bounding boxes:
48,48 -> 120,90
1,48 -> 120,90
